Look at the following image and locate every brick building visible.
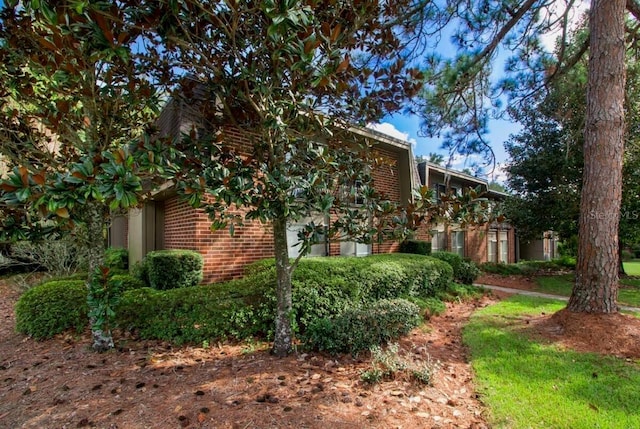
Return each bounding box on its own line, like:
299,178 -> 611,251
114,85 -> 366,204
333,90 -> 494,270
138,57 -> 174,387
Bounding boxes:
110,97 -> 418,283
415,161 -> 517,264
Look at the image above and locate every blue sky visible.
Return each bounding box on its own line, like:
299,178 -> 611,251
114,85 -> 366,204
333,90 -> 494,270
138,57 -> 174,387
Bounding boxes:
367,1 -> 589,184
370,112 -> 520,183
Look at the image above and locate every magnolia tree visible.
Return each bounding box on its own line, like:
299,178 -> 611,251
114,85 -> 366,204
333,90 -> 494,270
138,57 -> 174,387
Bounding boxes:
140,0 -> 431,356
0,2 -> 177,350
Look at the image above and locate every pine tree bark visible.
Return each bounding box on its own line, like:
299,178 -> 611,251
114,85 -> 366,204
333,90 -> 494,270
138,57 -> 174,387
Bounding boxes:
271,215 -> 293,357
568,0 -> 626,313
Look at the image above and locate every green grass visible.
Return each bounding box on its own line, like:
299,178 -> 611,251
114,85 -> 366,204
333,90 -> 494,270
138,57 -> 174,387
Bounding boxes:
534,274 -> 640,308
624,261 -> 640,276
464,295 -> 640,429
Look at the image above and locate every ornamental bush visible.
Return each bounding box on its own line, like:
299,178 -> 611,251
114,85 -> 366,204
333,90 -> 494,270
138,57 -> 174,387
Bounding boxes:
144,249 -> 204,290
105,247 -> 129,270
15,280 -> 88,339
431,251 -> 480,284
116,270 -> 276,343
303,298 -> 422,355
14,273 -> 145,339
118,254 -> 452,345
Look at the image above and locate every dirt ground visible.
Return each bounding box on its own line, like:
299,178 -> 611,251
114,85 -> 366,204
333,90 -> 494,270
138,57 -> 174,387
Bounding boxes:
0,277 -> 492,429
2,274 -> 640,428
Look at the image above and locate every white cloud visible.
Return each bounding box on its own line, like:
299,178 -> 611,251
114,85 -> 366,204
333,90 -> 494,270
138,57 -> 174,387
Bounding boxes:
488,163 -> 509,185
366,122 -> 417,147
539,1 -> 589,52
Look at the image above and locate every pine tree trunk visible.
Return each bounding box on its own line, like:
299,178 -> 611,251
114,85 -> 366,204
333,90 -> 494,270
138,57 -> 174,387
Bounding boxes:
271,216 -> 293,356
619,239 -> 627,277
568,0 -> 625,313
84,201 -> 114,351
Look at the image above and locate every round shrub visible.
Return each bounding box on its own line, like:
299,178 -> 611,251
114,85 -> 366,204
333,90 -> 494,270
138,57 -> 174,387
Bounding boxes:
457,260 -> 481,284
303,298 -> 422,356
430,251 -> 463,275
145,249 -> 204,290
431,251 -> 479,284
15,280 -> 88,339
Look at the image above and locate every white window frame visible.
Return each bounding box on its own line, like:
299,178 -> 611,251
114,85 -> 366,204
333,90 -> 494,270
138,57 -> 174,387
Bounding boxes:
488,230 -> 498,263
499,231 -> 508,263
287,215 -> 328,259
451,230 -> 464,257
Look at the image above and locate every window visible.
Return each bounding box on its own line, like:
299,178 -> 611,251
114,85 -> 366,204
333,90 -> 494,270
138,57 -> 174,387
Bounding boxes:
431,229 -> 446,252
342,179 -> 365,205
340,241 -> 371,257
499,231 -> 508,263
488,231 -> 498,263
451,230 -> 464,257
433,183 -> 446,203
287,216 -> 328,259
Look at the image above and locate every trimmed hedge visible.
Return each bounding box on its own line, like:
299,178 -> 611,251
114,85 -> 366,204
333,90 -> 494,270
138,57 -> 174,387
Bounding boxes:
399,239 -> 431,255
116,270 -> 276,343
303,298 -> 422,355
117,254 -> 453,344
145,250 -> 204,290
15,274 -> 147,339
16,254 -> 454,347
15,280 -> 88,339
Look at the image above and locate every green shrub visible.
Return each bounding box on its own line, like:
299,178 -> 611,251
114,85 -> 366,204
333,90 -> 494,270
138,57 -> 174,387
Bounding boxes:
145,250 -> 204,290
399,239 -> 431,255
15,273 -> 145,340
431,251 -> 463,274
480,262 -> 525,275
116,254 -> 453,345
554,255 -> 576,268
457,260 -> 481,284
116,272 -> 276,343
131,260 -> 150,287
15,280 -> 88,339
621,250 -> 634,262
105,247 -> 129,270
431,252 -> 480,284
303,298 -> 421,355
111,274 -> 145,291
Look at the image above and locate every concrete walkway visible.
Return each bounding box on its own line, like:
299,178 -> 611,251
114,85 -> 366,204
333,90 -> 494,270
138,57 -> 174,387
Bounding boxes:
474,283 -> 640,313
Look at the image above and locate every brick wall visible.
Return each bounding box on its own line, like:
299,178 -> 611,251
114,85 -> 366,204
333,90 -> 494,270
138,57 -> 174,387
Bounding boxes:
157,126 -> 407,283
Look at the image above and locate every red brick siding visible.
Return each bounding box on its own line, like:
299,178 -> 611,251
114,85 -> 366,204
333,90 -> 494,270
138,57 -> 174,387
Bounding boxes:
371,147 -> 402,254
158,127 -> 407,283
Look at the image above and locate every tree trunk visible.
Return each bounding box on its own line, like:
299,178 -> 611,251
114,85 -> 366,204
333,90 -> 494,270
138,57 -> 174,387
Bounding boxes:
619,238 -> 627,277
272,215 -> 293,357
84,201 -> 114,351
568,0 -> 625,313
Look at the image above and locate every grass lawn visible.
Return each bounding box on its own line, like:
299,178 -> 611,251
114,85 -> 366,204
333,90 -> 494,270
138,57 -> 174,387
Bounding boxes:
534,274 -> 640,308
464,295 -> 640,429
624,261 -> 640,276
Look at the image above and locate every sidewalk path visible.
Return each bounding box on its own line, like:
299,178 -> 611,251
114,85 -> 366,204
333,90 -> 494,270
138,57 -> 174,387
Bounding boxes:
474,283 -> 640,313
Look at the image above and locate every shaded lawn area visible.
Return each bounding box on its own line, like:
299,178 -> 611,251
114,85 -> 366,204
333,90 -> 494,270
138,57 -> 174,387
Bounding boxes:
463,296 -> 640,429
534,273 -> 640,308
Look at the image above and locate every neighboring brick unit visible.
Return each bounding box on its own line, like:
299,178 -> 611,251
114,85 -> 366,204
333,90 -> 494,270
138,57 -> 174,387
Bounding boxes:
414,161 -> 517,264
